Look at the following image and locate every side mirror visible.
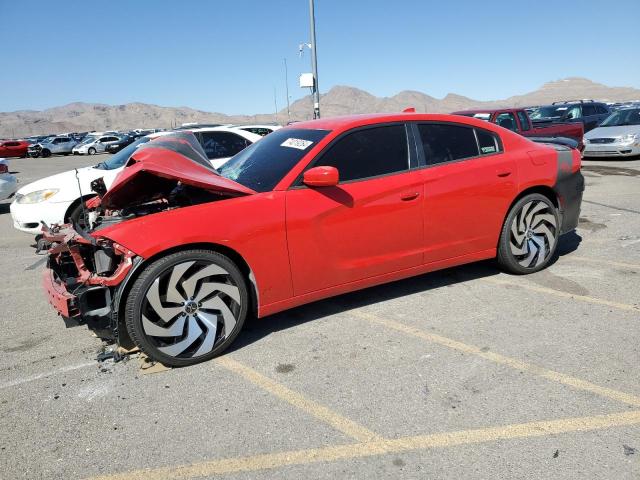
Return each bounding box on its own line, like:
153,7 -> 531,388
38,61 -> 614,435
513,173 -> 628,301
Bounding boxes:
303,166 -> 339,187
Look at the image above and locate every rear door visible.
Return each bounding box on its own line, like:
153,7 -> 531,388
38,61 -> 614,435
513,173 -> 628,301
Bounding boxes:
285,124 -> 424,295
415,122 -> 518,263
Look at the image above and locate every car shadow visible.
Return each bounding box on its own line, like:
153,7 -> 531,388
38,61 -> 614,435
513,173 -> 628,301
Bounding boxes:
228,231 -> 583,353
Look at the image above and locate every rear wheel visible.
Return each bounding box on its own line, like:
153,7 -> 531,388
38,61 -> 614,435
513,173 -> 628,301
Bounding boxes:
497,193 -> 559,274
125,250 -> 248,367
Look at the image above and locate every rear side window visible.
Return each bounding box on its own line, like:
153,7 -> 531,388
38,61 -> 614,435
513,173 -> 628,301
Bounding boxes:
476,129 -> 501,155
417,124 -> 479,165
314,125 -> 409,182
517,111 -> 530,131
242,127 -> 272,136
200,132 -> 251,159
582,105 -> 596,116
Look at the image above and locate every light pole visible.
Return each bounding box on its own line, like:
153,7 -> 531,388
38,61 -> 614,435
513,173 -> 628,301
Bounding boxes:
284,58 -> 291,123
308,0 -> 320,119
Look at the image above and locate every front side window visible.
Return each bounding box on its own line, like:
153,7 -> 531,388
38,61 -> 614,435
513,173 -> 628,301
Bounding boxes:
566,106 -> 581,119
313,125 -> 409,182
200,132 -> 251,159
418,123 -> 479,165
517,111 -> 531,131
495,113 -> 518,131
582,105 -> 596,116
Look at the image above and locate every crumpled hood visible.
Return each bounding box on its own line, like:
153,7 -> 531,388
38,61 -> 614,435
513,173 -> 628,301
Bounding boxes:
101,132 -> 256,209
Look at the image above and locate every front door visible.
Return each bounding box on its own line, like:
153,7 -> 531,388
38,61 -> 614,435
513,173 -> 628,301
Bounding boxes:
286,124 -> 424,296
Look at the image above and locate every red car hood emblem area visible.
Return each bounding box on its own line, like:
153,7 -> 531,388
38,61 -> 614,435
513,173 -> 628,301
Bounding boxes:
101,132 -> 256,209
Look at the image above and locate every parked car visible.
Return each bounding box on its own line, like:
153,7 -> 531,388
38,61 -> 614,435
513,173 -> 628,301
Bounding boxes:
72,135 -> 123,155
105,135 -> 137,154
0,140 -> 30,158
11,127 -> 258,235
189,126 -> 261,168
529,101 -> 610,132
11,134 -> 166,235
28,136 -> 78,158
231,124 -> 282,136
0,159 -> 18,200
583,107 -> 640,158
40,114 -> 584,367
452,108 -> 584,150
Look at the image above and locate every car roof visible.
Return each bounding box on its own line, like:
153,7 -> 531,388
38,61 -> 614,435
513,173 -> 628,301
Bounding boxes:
288,113 -> 506,132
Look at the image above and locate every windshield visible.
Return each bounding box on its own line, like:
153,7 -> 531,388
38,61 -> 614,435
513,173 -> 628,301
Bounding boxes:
599,108 -> 640,127
78,136 -> 97,146
95,137 -> 151,170
530,106 -> 571,119
217,128 -> 330,192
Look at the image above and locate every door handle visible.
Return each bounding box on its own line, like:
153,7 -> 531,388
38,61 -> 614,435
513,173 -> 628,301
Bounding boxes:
497,171 -> 512,178
400,192 -> 420,201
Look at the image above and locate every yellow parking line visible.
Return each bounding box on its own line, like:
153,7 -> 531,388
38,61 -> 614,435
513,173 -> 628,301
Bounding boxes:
352,311 -> 640,407
87,410 -> 640,480
215,356 -> 383,443
481,277 -> 639,313
563,255 -> 640,270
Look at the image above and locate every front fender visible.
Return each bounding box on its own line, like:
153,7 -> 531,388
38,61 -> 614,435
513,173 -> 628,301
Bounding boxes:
96,192 -> 292,308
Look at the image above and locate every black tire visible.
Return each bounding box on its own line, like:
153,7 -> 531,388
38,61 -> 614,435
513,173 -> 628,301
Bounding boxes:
124,249 -> 249,367
497,193 -> 559,274
63,152 -> 70,156
41,149 -> 51,158
88,147 -> 96,155
66,200 -> 92,229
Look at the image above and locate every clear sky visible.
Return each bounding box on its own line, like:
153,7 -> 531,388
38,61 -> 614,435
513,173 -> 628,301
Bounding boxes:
1,0 -> 638,114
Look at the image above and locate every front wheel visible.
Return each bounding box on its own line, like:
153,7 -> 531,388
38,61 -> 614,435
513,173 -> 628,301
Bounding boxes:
88,147 -> 96,155
497,193 -> 559,274
124,250 -> 249,367
41,149 -> 51,158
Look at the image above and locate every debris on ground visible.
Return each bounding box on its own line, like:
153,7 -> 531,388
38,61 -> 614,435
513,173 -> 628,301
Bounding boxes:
623,444 -> 637,456
139,354 -> 171,375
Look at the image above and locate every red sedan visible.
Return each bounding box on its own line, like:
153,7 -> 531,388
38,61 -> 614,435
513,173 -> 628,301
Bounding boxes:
42,113 -> 584,366
0,140 -> 30,158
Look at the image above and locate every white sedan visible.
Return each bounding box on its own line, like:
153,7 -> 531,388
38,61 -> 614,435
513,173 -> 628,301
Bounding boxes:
583,107 -> 640,158
0,159 -> 18,201
10,127 -> 261,235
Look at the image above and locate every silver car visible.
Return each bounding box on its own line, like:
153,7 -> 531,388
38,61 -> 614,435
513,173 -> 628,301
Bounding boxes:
583,108 -> 640,158
72,135 -> 123,155
27,136 -> 78,158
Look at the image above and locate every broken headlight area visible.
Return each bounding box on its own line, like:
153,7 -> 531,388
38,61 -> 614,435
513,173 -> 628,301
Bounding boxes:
42,224 -> 137,341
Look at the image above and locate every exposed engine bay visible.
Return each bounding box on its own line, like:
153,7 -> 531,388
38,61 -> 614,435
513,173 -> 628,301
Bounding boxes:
41,132 -> 256,344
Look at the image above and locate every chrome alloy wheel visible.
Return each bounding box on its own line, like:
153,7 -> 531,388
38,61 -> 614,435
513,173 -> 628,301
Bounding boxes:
140,260 -> 241,359
509,200 -> 558,268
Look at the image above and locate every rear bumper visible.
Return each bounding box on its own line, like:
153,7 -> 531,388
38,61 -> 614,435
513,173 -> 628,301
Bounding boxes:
557,170 -> 584,234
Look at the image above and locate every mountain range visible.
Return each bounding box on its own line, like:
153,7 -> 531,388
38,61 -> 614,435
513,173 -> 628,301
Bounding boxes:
2,77 -> 639,137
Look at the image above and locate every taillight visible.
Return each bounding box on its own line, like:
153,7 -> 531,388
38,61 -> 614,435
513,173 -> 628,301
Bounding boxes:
0,164 -> 8,174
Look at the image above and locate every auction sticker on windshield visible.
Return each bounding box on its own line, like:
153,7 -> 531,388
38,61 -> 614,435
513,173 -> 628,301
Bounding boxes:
281,138 -> 314,150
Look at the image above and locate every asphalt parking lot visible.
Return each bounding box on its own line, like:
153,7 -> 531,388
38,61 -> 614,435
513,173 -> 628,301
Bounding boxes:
1,153 -> 639,479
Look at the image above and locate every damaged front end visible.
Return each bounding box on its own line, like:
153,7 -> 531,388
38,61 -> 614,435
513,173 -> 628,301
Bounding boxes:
42,223 -> 138,341
41,131 -> 256,344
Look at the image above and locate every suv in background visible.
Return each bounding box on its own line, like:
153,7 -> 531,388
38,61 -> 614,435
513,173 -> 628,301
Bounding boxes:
27,136 -> 78,158
529,100 -> 610,132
